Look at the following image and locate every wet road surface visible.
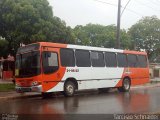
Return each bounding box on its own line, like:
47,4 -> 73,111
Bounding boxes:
0,86 -> 160,119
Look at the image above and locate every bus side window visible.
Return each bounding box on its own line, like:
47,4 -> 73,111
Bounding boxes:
105,52 -> 117,67
127,54 -> 138,67
42,52 -> 59,74
137,55 -> 147,68
117,53 -> 128,67
91,51 -> 105,67
60,48 -> 75,67
75,50 -> 91,67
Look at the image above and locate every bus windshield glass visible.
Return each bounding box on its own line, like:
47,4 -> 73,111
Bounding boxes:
17,43 -> 39,54
15,51 -> 41,77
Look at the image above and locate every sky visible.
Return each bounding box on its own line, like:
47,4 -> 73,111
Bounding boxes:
48,0 -> 160,29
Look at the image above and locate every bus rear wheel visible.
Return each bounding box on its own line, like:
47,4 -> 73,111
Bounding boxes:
64,81 -> 75,97
118,78 -> 131,92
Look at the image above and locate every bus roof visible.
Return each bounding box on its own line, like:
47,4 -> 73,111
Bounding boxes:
21,42 -> 147,55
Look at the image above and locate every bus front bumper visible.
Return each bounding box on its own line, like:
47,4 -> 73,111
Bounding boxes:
15,85 -> 42,93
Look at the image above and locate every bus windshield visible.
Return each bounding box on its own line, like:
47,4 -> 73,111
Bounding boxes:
15,51 -> 41,77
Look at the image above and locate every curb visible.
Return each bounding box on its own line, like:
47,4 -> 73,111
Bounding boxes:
131,82 -> 160,90
0,94 -> 41,101
0,81 -> 160,100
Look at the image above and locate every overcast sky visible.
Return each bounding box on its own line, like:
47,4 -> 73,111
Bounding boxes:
48,0 -> 160,29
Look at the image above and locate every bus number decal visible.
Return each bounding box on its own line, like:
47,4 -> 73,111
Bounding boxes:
66,69 -> 79,72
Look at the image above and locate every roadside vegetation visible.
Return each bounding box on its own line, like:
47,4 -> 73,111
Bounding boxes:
0,0 -> 159,62
0,84 -> 15,92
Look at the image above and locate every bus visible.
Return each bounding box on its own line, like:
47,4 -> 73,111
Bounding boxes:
15,42 -> 149,97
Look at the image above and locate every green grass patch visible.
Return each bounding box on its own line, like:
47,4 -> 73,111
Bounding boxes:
0,84 -> 15,92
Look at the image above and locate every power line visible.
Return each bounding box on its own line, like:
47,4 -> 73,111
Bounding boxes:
94,0 -> 143,16
93,0 -> 117,7
135,0 -> 160,12
124,8 -> 143,16
121,0 -> 132,16
149,0 -> 160,5
144,0 -> 160,8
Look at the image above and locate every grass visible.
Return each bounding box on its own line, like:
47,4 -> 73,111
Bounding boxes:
0,83 -> 15,92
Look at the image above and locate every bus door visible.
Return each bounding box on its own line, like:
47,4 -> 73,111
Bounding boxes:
41,47 -> 65,92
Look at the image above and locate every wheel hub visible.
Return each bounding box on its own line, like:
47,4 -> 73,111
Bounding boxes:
67,85 -> 74,93
124,79 -> 130,90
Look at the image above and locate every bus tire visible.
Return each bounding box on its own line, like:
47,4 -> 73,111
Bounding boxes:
64,81 -> 75,97
118,78 -> 131,92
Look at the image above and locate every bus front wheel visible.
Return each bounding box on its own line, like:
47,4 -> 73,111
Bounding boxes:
118,78 -> 131,92
63,81 -> 75,97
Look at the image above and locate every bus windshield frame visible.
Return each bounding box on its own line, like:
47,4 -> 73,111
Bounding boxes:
15,51 -> 41,78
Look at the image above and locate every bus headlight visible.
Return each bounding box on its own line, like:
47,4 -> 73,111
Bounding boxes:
32,81 -> 38,86
16,83 -> 20,87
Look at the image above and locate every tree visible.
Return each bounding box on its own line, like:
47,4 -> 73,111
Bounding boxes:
128,16 -> 160,60
50,17 -> 75,44
0,0 -> 52,55
0,37 -> 9,58
0,0 -> 75,56
73,24 -> 131,49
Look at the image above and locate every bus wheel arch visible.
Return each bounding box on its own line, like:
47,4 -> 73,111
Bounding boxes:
63,78 -> 78,97
118,76 -> 131,92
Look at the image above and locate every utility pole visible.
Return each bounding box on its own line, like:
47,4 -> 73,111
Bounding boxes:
116,0 -> 121,49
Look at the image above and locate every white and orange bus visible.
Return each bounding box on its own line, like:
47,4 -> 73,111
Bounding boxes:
15,42 -> 149,97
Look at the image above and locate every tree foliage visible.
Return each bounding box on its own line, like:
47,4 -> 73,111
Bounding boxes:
50,17 -> 75,44
129,16 -> 160,60
0,37 -> 9,58
0,0 -> 74,56
73,24 -> 131,49
0,0 -> 159,63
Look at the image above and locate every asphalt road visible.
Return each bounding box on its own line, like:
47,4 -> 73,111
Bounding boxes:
0,86 -> 160,119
